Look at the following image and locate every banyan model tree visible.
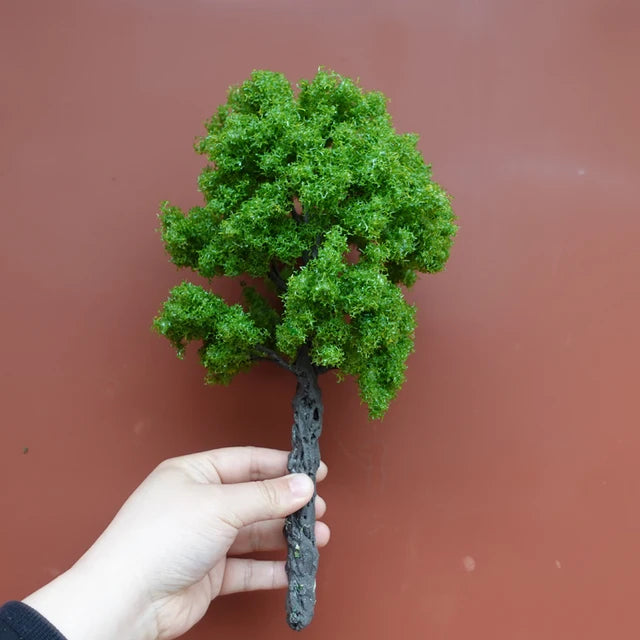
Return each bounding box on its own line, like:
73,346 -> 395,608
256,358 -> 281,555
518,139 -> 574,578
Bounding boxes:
154,69 -> 457,630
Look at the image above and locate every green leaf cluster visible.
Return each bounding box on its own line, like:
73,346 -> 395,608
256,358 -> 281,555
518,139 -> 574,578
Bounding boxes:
154,69 -> 457,417
153,282 -> 267,384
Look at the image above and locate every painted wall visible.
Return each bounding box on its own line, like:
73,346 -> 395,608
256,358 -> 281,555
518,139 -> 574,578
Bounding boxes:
1,1 -> 638,638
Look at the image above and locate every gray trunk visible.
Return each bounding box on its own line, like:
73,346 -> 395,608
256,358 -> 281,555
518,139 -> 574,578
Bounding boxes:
284,345 -> 323,631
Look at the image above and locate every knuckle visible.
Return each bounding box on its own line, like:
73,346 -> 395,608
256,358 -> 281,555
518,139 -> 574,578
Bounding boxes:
244,560 -> 255,591
246,446 -> 261,481
248,523 -> 261,551
154,457 -> 177,473
256,479 -> 281,514
210,487 -> 245,530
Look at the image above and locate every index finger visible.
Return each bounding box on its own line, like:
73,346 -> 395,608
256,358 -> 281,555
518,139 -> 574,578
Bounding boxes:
177,446 -> 328,484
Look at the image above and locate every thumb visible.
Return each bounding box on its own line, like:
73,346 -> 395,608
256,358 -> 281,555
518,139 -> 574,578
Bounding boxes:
217,473 -> 314,528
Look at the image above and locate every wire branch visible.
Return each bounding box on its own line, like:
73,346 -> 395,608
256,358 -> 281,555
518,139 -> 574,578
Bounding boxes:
302,234 -> 323,266
254,345 -> 294,372
268,262 -> 287,293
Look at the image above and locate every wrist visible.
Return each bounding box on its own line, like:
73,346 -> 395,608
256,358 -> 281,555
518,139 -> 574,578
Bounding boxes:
23,555 -> 158,640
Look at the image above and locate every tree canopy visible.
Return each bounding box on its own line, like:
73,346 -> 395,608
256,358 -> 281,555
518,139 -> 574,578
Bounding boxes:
154,69 -> 457,418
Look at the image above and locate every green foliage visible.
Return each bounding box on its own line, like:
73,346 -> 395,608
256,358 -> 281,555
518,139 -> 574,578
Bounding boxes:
155,69 -> 457,417
242,285 -> 280,346
153,282 -> 267,385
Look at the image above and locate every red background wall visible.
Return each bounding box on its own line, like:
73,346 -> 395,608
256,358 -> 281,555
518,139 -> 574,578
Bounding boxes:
1,1 -> 639,638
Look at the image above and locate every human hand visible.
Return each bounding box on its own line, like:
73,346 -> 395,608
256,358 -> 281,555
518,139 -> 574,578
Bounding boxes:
23,447 -> 329,640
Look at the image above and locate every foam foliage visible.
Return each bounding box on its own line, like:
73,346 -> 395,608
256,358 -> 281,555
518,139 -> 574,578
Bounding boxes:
154,69 -> 456,417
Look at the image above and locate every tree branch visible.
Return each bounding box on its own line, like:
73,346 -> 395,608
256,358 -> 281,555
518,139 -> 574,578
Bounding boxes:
268,262 -> 287,293
254,345 -> 294,372
302,234 -> 323,266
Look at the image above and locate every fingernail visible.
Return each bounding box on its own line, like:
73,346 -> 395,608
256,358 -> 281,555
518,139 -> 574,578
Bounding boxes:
288,474 -> 313,498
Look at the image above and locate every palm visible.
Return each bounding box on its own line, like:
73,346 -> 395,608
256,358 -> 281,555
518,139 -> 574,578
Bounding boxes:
156,562 -> 227,640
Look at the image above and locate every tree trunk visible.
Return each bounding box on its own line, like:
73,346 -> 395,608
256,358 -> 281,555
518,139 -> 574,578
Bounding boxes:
284,345 -> 323,630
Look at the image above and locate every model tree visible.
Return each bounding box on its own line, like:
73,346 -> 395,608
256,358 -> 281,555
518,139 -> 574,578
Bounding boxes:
153,69 -> 457,630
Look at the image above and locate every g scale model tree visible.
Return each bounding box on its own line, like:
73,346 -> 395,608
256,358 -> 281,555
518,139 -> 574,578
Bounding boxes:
153,69 -> 457,630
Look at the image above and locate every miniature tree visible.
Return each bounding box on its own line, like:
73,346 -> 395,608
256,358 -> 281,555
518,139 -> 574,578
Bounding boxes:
153,69 -> 457,630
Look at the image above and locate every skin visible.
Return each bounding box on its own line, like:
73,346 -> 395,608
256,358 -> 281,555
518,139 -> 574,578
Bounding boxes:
23,447 -> 330,640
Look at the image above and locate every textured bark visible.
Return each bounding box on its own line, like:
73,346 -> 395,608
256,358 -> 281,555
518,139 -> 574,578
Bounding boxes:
284,345 -> 323,630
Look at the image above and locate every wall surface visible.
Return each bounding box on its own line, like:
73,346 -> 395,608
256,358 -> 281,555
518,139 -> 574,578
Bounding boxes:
1,1 -> 639,638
